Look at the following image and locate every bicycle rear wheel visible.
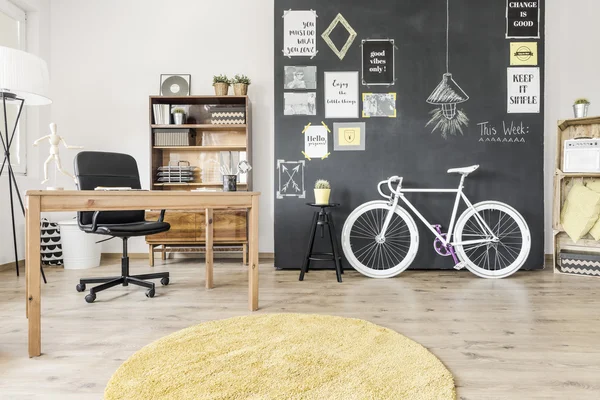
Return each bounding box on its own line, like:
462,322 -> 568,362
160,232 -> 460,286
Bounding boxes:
453,201 -> 531,279
341,201 -> 419,278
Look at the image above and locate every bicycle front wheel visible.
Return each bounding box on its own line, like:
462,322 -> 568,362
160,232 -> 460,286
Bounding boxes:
342,201 -> 419,278
453,201 -> 531,279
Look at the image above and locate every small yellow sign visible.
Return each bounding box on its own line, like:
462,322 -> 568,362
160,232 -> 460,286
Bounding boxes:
510,42 -> 538,66
339,127 -> 361,146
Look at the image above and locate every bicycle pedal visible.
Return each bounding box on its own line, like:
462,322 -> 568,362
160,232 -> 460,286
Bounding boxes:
453,261 -> 467,270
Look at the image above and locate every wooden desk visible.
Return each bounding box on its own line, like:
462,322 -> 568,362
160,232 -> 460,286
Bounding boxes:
25,190 -> 260,358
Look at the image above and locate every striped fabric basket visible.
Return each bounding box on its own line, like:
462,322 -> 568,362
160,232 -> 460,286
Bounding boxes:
210,106 -> 246,125
559,252 -> 600,277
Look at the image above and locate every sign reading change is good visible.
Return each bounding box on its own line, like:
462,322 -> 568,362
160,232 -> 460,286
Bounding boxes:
506,1 -> 540,38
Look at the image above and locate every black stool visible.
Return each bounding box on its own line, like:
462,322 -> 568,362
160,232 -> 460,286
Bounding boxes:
299,203 -> 344,283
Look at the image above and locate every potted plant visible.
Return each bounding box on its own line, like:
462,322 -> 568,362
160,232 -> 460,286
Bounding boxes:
213,75 -> 230,96
574,98 -> 591,118
172,108 -> 186,125
232,74 -> 251,96
314,179 -> 331,205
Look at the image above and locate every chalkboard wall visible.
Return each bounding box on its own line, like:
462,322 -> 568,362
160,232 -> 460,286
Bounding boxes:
274,0 -> 545,271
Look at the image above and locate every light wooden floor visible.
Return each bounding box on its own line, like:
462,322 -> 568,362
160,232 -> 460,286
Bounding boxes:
0,259 -> 599,400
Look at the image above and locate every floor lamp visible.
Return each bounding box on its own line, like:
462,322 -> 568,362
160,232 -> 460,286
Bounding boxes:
0,46 -> 52,282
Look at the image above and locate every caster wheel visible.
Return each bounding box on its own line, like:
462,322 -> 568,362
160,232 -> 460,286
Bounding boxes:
160,277 -> 170,286
76,283 -> 86,292
85,293 -> 96,303
146,288 -> 155,298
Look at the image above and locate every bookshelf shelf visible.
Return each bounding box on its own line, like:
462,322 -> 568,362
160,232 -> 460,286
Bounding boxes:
153,182 -> 248,187
147,95 -> 252,264
151,124 -> 247,130
153,146 -> 247,151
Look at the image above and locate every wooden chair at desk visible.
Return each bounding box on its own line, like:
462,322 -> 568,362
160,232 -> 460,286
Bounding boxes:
73,151 -> 170,303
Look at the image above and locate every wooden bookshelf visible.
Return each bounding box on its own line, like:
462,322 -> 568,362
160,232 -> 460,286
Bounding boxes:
553,117 -> 600,276
147,95 -> 252,265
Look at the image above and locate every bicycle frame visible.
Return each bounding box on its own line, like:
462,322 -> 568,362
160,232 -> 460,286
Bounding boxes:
378,174 -> 498,247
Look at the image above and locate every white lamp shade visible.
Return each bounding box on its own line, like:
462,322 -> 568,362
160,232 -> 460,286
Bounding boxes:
0,45 -> 51,106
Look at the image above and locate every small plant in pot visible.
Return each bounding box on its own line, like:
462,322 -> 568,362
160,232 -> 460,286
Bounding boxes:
232,74 -> 251,96
314,179 -> 331,205
573,98 -> 591,118
213,75 -> 231,96
172,108 -> 186,125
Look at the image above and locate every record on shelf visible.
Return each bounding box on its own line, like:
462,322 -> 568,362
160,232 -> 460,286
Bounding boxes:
159,74 -> 191,96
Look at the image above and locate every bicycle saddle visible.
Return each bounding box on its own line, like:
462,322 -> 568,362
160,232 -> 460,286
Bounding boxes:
447,165 -> 479,175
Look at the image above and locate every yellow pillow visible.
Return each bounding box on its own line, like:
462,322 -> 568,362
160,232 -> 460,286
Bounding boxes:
586,181 -> 600,240
561,182 -> 600,242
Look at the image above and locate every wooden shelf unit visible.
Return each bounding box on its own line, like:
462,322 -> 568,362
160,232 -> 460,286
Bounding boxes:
553,117 -> 600,275
147,95 -> 252,264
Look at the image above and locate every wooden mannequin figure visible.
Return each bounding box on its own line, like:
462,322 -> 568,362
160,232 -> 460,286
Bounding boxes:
33,123 -> 83,187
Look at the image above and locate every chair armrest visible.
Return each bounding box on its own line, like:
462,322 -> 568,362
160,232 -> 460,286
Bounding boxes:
158,210 -> 166,222
90,211 -> 102,233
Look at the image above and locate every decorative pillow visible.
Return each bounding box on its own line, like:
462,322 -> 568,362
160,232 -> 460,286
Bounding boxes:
586,181 -> 600,240
561,182 -> 600,242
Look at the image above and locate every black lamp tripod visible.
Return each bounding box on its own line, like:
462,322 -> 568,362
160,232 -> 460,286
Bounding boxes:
1,91 -> 47,283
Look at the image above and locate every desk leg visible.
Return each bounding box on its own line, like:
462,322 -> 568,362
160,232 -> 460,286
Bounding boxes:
205,208 -> 214,289
248,197 -> 259,311
25,203 -> 29,318
26,196 -> 41,357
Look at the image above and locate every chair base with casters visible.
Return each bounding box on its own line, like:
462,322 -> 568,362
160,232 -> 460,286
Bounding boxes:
75,236 -> 169,303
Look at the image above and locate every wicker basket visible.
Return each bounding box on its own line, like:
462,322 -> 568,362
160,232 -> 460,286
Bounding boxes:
214,83 -> 229,96
233,83 -> 248,96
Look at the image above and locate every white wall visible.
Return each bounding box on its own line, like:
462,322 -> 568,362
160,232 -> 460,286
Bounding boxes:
2,0 -> 597,263
544,0 -> 600,252
0,0 -> 51,265
49,0 -> 275,253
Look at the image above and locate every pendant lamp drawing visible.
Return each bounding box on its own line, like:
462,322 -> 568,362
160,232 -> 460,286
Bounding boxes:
426,0 -> 469,139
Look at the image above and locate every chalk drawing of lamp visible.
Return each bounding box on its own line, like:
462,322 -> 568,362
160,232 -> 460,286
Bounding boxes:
426,73 -> 469,120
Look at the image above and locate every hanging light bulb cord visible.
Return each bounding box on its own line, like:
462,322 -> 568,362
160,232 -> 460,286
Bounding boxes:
446,0 -> 449,73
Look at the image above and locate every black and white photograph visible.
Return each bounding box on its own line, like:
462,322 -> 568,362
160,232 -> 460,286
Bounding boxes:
284,92 -> 316,115
284,66 -> 317,90
362,93 -> 397,118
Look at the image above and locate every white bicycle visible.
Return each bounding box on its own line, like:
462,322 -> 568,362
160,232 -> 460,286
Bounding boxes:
341,165 -> 531,279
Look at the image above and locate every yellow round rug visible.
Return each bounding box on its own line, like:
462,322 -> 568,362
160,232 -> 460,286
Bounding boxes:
105,314 -> 455,400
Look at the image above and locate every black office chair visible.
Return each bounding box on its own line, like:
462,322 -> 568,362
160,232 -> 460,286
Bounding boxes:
73,151 -> 170,303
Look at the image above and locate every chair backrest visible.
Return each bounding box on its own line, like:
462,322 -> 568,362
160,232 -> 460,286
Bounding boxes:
74,151 -> 145,226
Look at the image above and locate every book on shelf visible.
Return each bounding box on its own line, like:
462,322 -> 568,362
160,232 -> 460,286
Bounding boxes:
152,104 -> 171,125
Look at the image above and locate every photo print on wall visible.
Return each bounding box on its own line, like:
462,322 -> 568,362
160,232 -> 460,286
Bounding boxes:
277,159 -> 306,199
284,92 -> 317,115
362,93 -> 397,118
425,0 -> 469,139
284,66 -> 317,90
282,10 -> 318,58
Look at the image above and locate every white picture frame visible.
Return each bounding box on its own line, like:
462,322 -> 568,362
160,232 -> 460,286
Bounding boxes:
324,71 -> 359,119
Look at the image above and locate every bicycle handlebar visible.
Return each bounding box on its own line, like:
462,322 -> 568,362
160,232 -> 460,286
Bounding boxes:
378,176 -> 402,199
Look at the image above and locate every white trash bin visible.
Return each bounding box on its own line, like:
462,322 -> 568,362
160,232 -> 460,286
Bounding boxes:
57,220 -> 102,269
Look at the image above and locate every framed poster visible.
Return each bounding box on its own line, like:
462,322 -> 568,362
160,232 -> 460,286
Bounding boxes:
333,122 -> 365,151
282,10 -> 318,58
361,39 -> 395,86
324,71 -> 359,119
507,67 -> 540,113
506,0 -> 540,39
